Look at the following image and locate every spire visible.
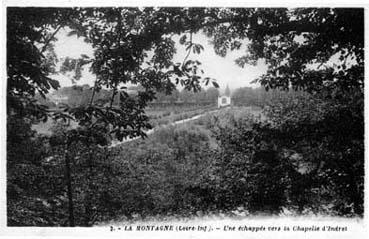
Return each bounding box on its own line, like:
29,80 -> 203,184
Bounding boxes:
225,84 -> 231,96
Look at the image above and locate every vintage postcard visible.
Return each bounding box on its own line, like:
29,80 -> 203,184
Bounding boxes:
1,0 -> 368,238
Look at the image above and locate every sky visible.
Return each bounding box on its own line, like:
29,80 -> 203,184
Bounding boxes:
53,28 -> 268,91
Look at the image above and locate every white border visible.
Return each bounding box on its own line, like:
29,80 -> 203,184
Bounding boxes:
2,0 -> 369,7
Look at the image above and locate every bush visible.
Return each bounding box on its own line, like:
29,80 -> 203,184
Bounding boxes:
209,91 -> 364,216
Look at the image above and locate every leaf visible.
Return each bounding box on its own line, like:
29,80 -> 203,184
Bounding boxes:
67,30 -> 79,37
185,43 -> 193,51
251,78 -> 259,84
48,78 -> 60,90
179,35 -> 187,45
212,81 -> 219,88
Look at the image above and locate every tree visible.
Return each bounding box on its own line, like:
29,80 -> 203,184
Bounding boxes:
7,8 -> 77,119
206,8 -> 364,215
206,87 -> 220,102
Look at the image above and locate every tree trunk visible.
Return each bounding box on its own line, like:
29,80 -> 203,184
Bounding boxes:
65,150 -> 75,227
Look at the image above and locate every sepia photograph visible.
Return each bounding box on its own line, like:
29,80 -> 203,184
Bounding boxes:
2,1 -> 367,237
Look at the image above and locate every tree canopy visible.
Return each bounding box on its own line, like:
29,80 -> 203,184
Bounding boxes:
7,7 -> 363,141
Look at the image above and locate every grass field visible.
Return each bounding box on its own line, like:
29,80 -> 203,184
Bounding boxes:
32,104 -> 218,135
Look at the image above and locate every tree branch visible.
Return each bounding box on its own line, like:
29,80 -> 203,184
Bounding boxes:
109,85 -> 118,108
182,32 -> 193,67
89,78 -> 98,106
40,24 -> 64,54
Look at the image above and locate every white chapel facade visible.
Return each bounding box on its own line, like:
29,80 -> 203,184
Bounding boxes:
217,84 -> 231,108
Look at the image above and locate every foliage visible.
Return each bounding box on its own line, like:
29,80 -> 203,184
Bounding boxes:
209,93 -> 363,215
262,91 -> 364,215
8,7 -> 363,138
7,8 -> 76,120
202,7 -> 364,216
9,121 -> 216,225
7,7 -> 364,226
231,87 -> 310,107
7,118 -> 67,226
153,87 -> 219,104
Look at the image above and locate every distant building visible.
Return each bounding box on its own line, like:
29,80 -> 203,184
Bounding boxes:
218,95 -> 231,108
218,84 -> 231,108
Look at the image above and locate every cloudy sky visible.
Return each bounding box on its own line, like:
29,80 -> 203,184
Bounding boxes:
53,28 -> 268,91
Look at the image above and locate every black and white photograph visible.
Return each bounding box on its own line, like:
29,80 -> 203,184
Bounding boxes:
1,0 -> 368,237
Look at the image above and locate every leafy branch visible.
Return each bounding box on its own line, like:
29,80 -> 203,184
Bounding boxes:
182,32 -> 193,68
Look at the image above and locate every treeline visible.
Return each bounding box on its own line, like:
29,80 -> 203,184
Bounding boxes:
37,85 -> 220,108
153,87 -> 219,104
231,87 -> 309,107
41,85 -> 311,109
36,85 -> 115,108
